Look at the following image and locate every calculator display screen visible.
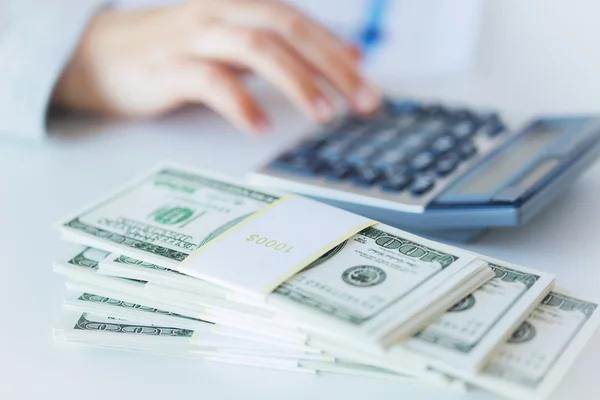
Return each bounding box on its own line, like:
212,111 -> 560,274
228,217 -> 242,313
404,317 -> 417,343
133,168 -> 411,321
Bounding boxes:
454,126 -> 559,196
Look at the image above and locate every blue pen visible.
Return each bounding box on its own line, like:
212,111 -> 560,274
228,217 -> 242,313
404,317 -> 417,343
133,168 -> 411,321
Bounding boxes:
358,0 -> 387,55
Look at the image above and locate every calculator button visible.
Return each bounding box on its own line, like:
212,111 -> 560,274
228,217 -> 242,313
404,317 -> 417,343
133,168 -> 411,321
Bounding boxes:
431,135 -> 456,154
410,175 -> 436,196
380,171 -> 412,192
458,142 -> 477,160
342,115 -> 368,129
379,99 -> 410,117
378,100 -> 397,116
372,149 -> 409,171
420,118 -> 447,135
385,100 -> 419,114
330,118 -> 369,137
421,104 -> 448,119
320,162 -> 353,181
478,113 -> 505,136
272,155 -> 317,176
345,145 -> 379,166
370,128 -> 399,147
451,121 -> 477,140
485,122 -> 506,137
328,129 -> 365,143
479,112 -> 501,126
394,114 -> 418,129
435,155 -> 459,177
402,133 -> 428,152
410,152 -> 436,171
319,141 -> 353,163
352,167 -> 381,187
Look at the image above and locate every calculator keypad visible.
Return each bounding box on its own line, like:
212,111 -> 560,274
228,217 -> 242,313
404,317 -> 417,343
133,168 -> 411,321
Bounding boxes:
267,99 -> 507,203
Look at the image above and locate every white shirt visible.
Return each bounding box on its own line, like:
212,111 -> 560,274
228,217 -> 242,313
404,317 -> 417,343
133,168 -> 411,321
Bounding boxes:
0,0 -> 107,140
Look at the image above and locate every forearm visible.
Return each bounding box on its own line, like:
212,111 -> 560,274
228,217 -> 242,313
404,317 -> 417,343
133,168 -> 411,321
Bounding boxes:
0,0 -> 107,140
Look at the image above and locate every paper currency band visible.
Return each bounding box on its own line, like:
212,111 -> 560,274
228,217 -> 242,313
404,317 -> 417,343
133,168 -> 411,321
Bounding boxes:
179,194 -> 377,298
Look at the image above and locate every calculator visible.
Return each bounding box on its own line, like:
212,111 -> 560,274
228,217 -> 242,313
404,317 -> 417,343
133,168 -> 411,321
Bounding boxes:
250,100 -> 600,241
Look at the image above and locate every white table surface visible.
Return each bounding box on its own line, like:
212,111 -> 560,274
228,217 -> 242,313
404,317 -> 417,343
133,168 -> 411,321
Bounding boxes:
1,77 -> 600,400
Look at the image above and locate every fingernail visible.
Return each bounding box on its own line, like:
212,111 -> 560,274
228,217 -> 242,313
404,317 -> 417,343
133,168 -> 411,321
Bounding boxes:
252,115 -> 271,135
313,98 -> 335,124
354,85 -> 381,113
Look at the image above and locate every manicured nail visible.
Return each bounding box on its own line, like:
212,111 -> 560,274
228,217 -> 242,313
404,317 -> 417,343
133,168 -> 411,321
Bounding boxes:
354,85 -> 382,113
313,98 -> 335,124
251,115 -> 271,135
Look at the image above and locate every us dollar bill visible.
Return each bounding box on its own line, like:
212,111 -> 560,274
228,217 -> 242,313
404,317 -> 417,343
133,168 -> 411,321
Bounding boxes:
55,313 -> 412,378
272,226 -> 460,325
462,289 -> 600,400
100,253 -> 185,279
406,259 -> 554,373
268,225 -> 490,348
62,247 -> 110,271
75,244 -> 546,375
71,312 -> 194,338
58,311 -> 335,363
57,312 -> 303,357
57,246 -> 311,342
53,311 -> 198,353
67,293 -> 321,353
56,164 -> 491,350
70,292 -> 209,325
56,246 -> 285,321
53,246 -> 148,294
58,165 -> 281,269
97,252 -> 229,299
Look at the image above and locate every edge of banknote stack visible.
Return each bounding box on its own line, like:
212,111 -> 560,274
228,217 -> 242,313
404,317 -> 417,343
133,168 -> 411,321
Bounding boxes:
51,163 -> 600,400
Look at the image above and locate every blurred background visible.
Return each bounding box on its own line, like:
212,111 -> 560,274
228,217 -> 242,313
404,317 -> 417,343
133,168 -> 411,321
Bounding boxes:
288,0 -> 484,77
116,0 -> 600,113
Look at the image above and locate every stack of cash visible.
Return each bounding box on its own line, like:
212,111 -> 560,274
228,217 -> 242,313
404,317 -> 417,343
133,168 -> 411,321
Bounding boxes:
52,164 -> 600,399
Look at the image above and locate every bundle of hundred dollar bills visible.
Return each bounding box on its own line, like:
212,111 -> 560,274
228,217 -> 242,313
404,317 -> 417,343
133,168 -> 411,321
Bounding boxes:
52,164 -> 600,400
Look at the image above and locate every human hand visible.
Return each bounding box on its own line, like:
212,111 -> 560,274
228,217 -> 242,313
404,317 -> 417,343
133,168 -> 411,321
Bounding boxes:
52,0 -> 381,135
